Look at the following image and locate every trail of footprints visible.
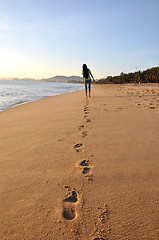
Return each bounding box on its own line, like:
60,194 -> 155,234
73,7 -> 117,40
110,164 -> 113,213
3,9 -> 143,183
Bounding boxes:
119,85 -> 159,112
62,100 -> 93,221
92,207 -> 111,240
62,100 -> 106,240
73,102 -> 94,182
76,102 -> 94,181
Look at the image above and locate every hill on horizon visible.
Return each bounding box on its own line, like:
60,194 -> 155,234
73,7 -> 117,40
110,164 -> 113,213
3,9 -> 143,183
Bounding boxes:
0,75 -> 82,83
41,75 -> 82,83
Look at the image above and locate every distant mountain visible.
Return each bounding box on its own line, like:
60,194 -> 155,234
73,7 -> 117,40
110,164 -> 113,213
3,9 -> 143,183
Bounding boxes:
0,75 -> 83,83
41,75 -> 82,83
0,77 -> 36,81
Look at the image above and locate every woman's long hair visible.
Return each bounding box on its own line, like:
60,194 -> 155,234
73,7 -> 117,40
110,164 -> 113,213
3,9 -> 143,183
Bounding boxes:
83,64 -> 88,79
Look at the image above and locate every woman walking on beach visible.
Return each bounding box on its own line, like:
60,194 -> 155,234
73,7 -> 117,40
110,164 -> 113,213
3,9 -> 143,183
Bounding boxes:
82,64 -> 95,98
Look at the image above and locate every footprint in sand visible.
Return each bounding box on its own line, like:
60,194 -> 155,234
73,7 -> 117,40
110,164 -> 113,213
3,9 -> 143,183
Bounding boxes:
92,205 -> 111,239
62,186 -> 79,220
136,103 -> 142,108
77,159 -> 93,181
74,143 -> 84,152
82,130 -> 88,137
98,204 -> 110,223
80,160 -> 91,175
84,111 -> 89,115
82,166 -> 91,174
79,124 -> 85,130
63,206 -> 76,220
64,190 -> 78,203
79,159 -> 91,167
86,119 -> 91,122
93,238 -> 105,240
145,105 -> 156,110
85,102 -> 89,106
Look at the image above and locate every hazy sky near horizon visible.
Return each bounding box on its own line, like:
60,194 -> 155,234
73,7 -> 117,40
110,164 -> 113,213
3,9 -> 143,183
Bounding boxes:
0,0 -> 159,79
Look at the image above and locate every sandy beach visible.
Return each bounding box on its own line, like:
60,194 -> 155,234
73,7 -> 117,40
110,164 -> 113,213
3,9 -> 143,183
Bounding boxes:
0,84 -> 159,240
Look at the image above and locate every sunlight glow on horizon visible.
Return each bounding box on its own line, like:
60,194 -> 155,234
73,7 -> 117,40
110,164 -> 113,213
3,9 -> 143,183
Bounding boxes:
0,0 -> 158,79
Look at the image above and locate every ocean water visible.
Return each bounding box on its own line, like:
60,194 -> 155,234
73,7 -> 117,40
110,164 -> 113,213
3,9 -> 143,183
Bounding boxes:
0,80 -> 83,112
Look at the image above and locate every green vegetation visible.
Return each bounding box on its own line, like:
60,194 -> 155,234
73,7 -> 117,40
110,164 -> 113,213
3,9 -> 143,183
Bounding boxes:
96,66 -> 159,84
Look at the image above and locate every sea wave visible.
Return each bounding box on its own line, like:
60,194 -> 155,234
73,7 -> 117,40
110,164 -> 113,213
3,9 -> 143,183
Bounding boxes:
0,80 -> 83,112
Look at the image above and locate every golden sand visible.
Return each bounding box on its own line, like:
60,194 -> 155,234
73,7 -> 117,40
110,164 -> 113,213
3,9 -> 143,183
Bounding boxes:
0,84 -> 159,239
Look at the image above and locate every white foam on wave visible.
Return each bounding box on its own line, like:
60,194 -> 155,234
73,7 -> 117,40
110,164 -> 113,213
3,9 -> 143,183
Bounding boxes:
0,80 -> 83,112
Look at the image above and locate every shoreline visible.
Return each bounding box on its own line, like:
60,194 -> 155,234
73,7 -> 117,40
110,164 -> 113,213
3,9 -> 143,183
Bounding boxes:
0,84 -> 158,239
1,82 -> 158,114
0,89 -> 84,114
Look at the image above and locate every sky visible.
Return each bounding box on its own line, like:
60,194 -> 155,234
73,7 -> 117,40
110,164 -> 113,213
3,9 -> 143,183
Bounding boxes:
0,0 -> 159,79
